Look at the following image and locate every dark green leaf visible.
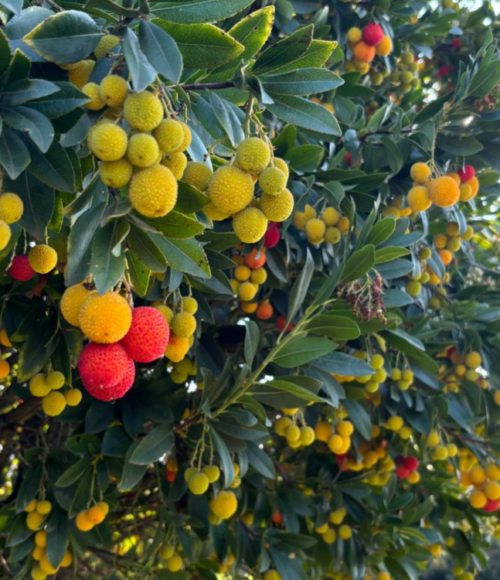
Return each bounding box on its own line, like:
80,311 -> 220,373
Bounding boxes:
274,337 -> 336,368
139,20 -> 182,83
130,424 -> 174,465
152,0 -> 253,23
341,245 -> 375,283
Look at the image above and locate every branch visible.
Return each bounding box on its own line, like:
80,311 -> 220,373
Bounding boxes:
181,81 -> 235,91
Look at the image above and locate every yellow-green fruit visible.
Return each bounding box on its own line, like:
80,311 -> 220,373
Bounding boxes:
46,371 -> 65,390
0,220 -> 11,251
95,35 -> 120,59
273,158 -> 289,179
99,75 -> 129,108
182,296 -> 198,314
465,351 -> 481,369
31,566 -> 47,580
88,123 -> 128,162
305,218 -> 326,243
26,512 -> 45,531
65,389 -> 82,406
99,159 -> 133,188
339,525 -> 352,540
235,137 -> 271,174
28,245 -> 57,274
264,571 -> 282,580
239,282 -> 258,302
162,152 -> 187,180
251,268 -> 267,284
203,203 -> 232,221
232,208 -> 268,243
79,292 -> 132,343
183,162 -> 213,192
0,193 -> 24,224
126,133 -> 160,168
153,119 -> 184,153
406,280 -> 421,296
325,227 -> 341,244
285,424 -> 301,442
407,186 -> 432,212
447,236 -> 460,252
208,166 -> 254,215
202,465 -> 220,483
68,60 -> 95,89
175,122 -> 192,152
61,284 -> 92,327
82,83 -> 105,111
36,501 -> 52,516
42,391 -> 66,417
166,555 -> 183,572
129,164 -> 178,218
160,545 -> 175,560
156,305 -> 174,324
29,374 -> 51,397
124,91 -> 164,132
188,472 -> 210,495
170,369 -> 187,383
39,555 -> 58,575
259,167 -> 287,195
410,162 -> 431,185
261,189 -> 294,222
209,491 -> 238,519
300,426 -> 316,446
321,207 -> 340,226
171,312 -> 197,338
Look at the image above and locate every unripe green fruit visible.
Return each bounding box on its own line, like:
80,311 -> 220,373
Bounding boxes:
400,71 -> 414,85
402,52 -> 413,65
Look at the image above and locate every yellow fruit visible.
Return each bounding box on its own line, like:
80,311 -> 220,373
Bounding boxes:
386,416 -> 404,431
35,530 -> 47,548
60,284 -> 92,327
337,216 -> 350,234
239,281 -> 258,302
68,60 -> 95,89
465,351 -> 481,369
337,421 -> 354,437
406,280 -> 421,297
126,133 -> 160,168
208,166 -> 254,215
275,416 -> 292,436
171,369 -> 187,383
46,371 -> 64,390
329,508 -> 346,525
28,245 -> 57,274
99,158 -> 133,188
209,491 -> 238,519
42,391 -> 66,416
447,443 -> 458,457
427,176 -> 460,208
166,554 -> 183,572
235,137 -> 271,174
371,354 -> 384,370
26,512 -> 45,531
327,434 -> 344,453
124,91 -> 163,132
161,545 -> 175,560
470,465 -> 486,485
156,304 -> 174,324
323,528 -> 337,544
251,268 -> 267,284
94,34 -> 120,59
325,226 -> 341,244
273,158 -> 289,179
188,471 -> 210,495
165,334 -> 190,362
233,208 -> 268,243
171,312 -> 196,338
407,471 -> 420,484
152,119 -> 184,153
259,166 -> 287,195
162,151 -> 187,179
88,123 -> 128,162
261,189 -> 294,222
407,186 -> 432,212
182,297 -> 198,315
36,501 -> 52,516
0,193 -> 23,224
305,218 -> 326,243
32,546 -> 44,561
65,389 -> 82,407
486,464 -> 500,481
469,490 -> 487,509
347,27 -> 362,44
202,465 -> 220,483
410,162 -> 431,184
99,75 -> 128,108
82,82 -> 105,111
339,525 -> 352,540
129,164 -> 178,218
285,424 -> 301,442
300,426 -> 315,446
175,122 -> 192,152
25,499 -> 38,513
315,421 -> 332,442
60,551 -> 73,567
203,202 -> 232,221
376,35 -> 392,56
264,570 -> 282,580
235,265 -> 251,282
28,374 -> 49,397
87,505 -> 106,524
78,292 -> 132,343
321,207 -> 340,226
427,430 -> 440,447
378,572 -> 391,580
31,566 -> 48,580
76,510 -> 94,532
432,445 -> 448,461
183,162 -> 213,192
485,481 -> 500,501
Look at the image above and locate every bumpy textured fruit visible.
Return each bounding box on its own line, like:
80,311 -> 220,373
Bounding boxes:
182,297 -> 198,314
99,75 -> 129,108
188,472 -> 210,495
88,505 -> 106,524
305,218 -> 326,243
166,555 -> 183,572
42,391 -> 66,416
239,282 -> 258,302
28,245 -> 57,274
458,165 -> 475,182
124,92 -> 163,132
232,208 -> 268,243
82,83 -> 105,110
0,359 -> 9,379
156,304 -> 174,324
363,23 -> 384,46
129,165 -> 178,218
68,60 -> 95,89
183,162 -> 213,192
347,27 -> 362,44
261,189 -> 294,222
273,158 -> 289,179
210,491 -> 238,519
9,255 -> 35,281
0,193 -> 23,224
87,353 -> 135,402
202,465 -> 220,483
171,312 -> 196,338
76,510 -> 94,532
121,307 -> 170,362
259,167 -> 287,196
203,203 -> 232,221
127,133 -> 160,168
164,334 -> 190,362
95,35 -> 120,59
79,292 -> 131,343
208,166 -> 254,215
60,284 -> 92,327
162,151 -> 187,179
375,36 -> 392,56
410,162 -> 431,184
321,207 -> 340,226
325,227 -> 341,244
235,138 -> 271,174
153,119 -> 184,153
427,176 -> 460,208
29,374 -> 51,397
88,123 -> 128,162
176,122 -> 192,152
46,371 -> 65,390
65,389 -> 82,406
99,158 -> 133,188
407,185 -> 432,212
0,220 -> 11,251
353,41 -> 376,62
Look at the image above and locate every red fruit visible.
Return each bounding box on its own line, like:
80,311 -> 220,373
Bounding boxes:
445,345 -> 457,360
271,510 -> 283,525
9,256 -> 35,282
244,248 -> 266,270
344,152 -> 352,167
277,315 -> 295,332
264,223 -> 280,248
121,306 -> 170,363
451,38 -> 460,49
336,454 -> 349,471
403,456 -> 419,472
484,499 -> 500,513
458,165 -> 475,182
85,357 -> 135,402
437,65 -> 452,77
166,469 -> 177,483
363,23 -> 384,46
395,466 -> 410,479
78,342 -> 129,392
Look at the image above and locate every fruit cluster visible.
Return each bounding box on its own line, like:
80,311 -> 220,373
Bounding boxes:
0,192 -> 24,252
155,295 -> 198,364
394,455 -> 420,481
275,411 -> 316,449
461,462 -> 500,512
28,371 -> 82,416
160,544 -> 184,572
389,49 -> 421,93
314,507 -> 352,544
184,464 -> 220,495
345,24 -> 393,76
75,501 -> 109,532
293,204 -> 349,245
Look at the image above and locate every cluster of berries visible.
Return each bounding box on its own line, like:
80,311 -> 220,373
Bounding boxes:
461,462 -> 500,512
345,23 -> 392,76
160,544 -> 184,572
28,370 -> 81,416
293,204 -> 349,245
394,455 -> 420,481
314,419 -> 353,455
204,137 -> 293,244
75,501 -> 109,532
170,356 -> 197,384
390,50 -> 421,93
426,429 -> 458,463
184,465 -> 220,495
358,426 -> 395,486
315,507 -> 353,544
275,411 -> 316,449
388,368 -> 415,392
155,296 -> 198,363
441,349 -> 485,393
0,192 -> 23,252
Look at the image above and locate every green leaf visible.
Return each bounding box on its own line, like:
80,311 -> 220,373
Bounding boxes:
27,81 -> 89,118
0,79 -> 58,105
209,92 -> 244,147
274,337 -> 336,368
25,139 -> 75,192
92,222 -> 126,294
252,25 -> 312,75
127,251 -> 151,297
246,441 -> 275,479
0,127 -> 30,179
120,27 -> 156,92
376,257 -> 413,279
285,144 -> 324,172
375,247 -> 410,264
467,61 -> 500,97
0,105 -> 54,153
436,134 -> 483,156
175,181 -> 209,213
139,20 -> 182,83
286,249 -> 314,330
267,39 -> 337,75
0,0 -> 21,14
137,211 -> 205,240
341,245 -> 375,283
260,69 -> 344,96
84,0 -> 140,17
257,378 -> 325,404
342,399 -> 372,441
153,235 -> 210,278
383,331 -> 439,374
365,218 -> 396,247
127,226 -> 166,272
15,463 -> 43,513
244,320 -> 260,367
210,427 -> 234,487
23,10 -> 102,65
119,441 -> 148,490
152,0 -> 254,23
305,315 -> 360,341
129,424 -> 174,465
151,19 -> 244,69
17,319 -> 57,381
46,508 -> 69,569
55,456 -> 93,488
266,93 -> 341,136
102,425 -> 133,457
312,352 -> 375,377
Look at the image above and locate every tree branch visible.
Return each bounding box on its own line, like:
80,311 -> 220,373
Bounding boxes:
181,81 -> 235,91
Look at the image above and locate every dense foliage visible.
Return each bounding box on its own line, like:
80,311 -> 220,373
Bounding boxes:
1,1 -> 500,580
